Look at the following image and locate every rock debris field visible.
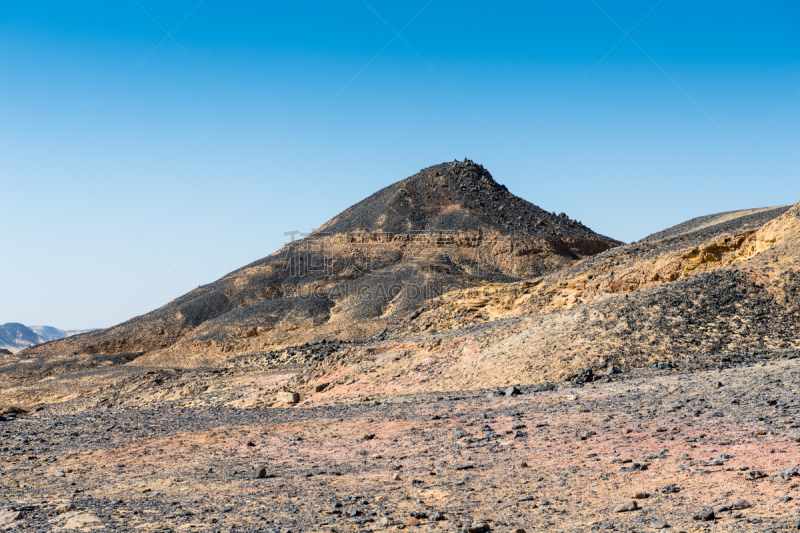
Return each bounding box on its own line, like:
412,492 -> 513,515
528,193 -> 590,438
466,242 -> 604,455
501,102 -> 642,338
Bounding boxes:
4,163 -> 800,532
4,358 -> 800,532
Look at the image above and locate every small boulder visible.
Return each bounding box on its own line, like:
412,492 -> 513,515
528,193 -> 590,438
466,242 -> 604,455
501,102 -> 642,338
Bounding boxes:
0,510 -> 21,527
505,386 -> 521,397
613,501 -> 638,513
693,507 -> 715,521
276,391 -> 300,404
251,466 -> 267,479
731,499 -> 751,510
56,502 -> 75,514
60,511 -> 101,529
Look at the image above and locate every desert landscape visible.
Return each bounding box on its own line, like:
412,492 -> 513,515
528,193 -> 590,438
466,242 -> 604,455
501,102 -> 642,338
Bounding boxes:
2,161 -> 800,532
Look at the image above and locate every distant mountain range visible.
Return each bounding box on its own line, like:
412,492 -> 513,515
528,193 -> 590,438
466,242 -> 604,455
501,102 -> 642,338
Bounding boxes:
0,323 -> 95,354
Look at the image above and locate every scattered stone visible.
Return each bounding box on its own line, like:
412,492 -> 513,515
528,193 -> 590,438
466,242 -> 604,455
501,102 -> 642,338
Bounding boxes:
649,521 -> 669,529
505,386 -> 521,397
54,470 -> 65,478
405,517 -> 420,527
620,462 -> 648,472
57,511 -> 101,529
251,466 -> 267,479
56,502 -> 75,514
746,470 -> 767,480
465,525 -> 491,533
0,510 -> 21,527
613,501 -> 638,513
314,382 -> 330,393
633,491 -> 649,499
693,507 -> 715,521
731,499 -> 751,510
276,391 -> 300,404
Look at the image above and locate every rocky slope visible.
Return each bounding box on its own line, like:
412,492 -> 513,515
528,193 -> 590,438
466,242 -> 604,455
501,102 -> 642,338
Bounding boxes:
24,160 -> 619,366
279,200 -> 800,405
3,200 -> 797,414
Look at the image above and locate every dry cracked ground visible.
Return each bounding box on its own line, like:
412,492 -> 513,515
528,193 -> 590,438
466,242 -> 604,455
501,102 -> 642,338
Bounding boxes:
4,357 -> 800,533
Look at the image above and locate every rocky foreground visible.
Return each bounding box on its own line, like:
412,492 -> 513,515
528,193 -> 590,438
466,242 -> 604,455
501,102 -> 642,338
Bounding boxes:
3,356 -> 800,532
4,178 -> 800,533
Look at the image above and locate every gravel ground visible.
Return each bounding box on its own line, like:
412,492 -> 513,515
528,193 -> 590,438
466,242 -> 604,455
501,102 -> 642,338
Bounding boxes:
3,358 -> 800,532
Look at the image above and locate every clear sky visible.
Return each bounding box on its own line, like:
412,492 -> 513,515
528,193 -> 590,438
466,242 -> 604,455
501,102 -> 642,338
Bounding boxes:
1,1 -> 798,330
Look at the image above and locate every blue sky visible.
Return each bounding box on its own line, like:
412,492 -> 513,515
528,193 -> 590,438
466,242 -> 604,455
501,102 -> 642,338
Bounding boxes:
1,1 -> 798,329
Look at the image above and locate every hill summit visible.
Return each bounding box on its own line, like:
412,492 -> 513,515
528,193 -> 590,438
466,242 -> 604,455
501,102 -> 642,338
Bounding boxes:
319,159 -> 598,237
28,160 -> 619,365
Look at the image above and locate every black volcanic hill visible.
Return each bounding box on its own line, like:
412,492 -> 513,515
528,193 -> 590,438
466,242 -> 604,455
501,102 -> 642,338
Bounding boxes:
29,160 -> 620,364
319,159 -> 601,237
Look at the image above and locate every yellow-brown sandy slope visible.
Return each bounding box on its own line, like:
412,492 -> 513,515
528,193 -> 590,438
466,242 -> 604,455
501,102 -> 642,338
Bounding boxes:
289,202 -> 800,406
